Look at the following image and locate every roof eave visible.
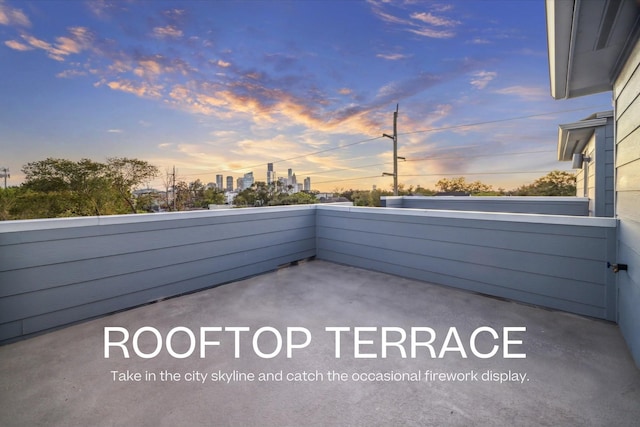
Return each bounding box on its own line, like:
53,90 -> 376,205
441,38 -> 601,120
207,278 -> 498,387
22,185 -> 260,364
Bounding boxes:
546,0 -> 574,100
557,117 -> 609,161
546,0 -> 640,100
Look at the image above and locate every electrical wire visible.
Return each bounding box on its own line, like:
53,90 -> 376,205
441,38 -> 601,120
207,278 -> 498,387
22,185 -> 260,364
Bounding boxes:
402,171 -> 554,177
295,149 -> 555,177
405,149 -> 556,162
312,175 -> 384,185
313,169 -> 564,186
174,104 -> 608,180
398,105 -> 611,136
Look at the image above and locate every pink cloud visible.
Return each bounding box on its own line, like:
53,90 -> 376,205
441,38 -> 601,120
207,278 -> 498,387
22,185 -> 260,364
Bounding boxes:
4,39 -> 32,51
0,2 -> 31,27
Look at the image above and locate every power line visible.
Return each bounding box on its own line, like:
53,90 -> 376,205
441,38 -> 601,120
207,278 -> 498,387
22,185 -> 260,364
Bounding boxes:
300,161 -> 392,177
178,135 -> 385,178
312,175 -> 382,185
399,104 -> 611,136
238,135 -> 385,171
298,149 -> 555,176
172,104 -> 608,180
405,149 -> 556,162
403,170 -> 555,177
313,169 -> 563,186
177,148 -> 559,181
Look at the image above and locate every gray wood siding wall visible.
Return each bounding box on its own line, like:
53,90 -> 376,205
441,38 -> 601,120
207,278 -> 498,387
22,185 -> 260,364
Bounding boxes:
576,164 -> 586,198
587,119 -> 615,217
604,121 -> 615,217
381,196 -> 589,216
586,137 -> 596,212
0,207 -> 316,342
614,37 -> 640,366
316,206 -> 617,321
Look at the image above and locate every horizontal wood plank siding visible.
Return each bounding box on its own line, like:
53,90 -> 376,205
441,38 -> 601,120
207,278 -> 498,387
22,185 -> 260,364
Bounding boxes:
316,206 -> 617,320
614,37 -> 640,367
381,196 -> 589,216
0,203 -> 619,344
0,207 -> 316,342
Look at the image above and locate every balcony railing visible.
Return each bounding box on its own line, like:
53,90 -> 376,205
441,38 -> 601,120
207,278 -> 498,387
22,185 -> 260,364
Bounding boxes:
381,196 -> 590,215
0,203 -> 617,343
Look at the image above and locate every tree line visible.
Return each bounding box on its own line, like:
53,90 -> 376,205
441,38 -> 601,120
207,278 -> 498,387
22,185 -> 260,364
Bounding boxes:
336,170 -> 577,207
0,157 -> 576,220
0,158 -> 160,220
0,157 -> 317,220
233,181 -> 318,207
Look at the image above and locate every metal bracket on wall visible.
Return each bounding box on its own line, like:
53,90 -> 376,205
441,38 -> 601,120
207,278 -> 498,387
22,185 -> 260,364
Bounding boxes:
607,262 -> 629,273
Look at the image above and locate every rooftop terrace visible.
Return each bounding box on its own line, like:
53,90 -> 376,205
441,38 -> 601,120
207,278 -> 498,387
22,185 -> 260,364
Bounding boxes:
0,260 -> 638,426
0,202 -> 637,425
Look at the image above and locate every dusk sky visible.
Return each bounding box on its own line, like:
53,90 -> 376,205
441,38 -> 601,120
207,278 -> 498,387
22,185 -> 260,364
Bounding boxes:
1,0 -> 613,192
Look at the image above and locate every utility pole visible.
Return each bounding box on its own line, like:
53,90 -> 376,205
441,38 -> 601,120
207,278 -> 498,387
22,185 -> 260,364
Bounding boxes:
0,167 -> 9,190
172,165 -> 176,211
383,104 -> 400,196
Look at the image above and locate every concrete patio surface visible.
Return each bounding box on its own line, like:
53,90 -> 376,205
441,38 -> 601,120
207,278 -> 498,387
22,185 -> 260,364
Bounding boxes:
1,260 -> 639,426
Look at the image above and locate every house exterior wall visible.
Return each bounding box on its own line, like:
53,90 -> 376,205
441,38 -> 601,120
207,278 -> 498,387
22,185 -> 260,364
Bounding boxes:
603,122 -> 616,217
576,153 -> 586,198
613,37 -> 640,365
585,135 -> 596,209
0,207 -> 316,343
316,205 -> 617,321
580,119 -> 615,217
381,196 -> 589,215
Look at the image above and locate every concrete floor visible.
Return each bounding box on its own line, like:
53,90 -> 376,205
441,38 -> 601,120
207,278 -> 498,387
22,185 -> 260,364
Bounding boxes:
1,260 -> 639,427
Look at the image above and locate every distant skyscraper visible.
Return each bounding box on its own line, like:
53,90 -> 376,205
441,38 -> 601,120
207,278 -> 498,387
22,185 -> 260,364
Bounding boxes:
216,174 -> 223,190
291,173 -> 297,186
304,177 -> 311,192
243,172 -> 254,189
287,168 -> 293,184
267,163 -> 274,185
236,177 -> 244,191
226,176 -> 233,192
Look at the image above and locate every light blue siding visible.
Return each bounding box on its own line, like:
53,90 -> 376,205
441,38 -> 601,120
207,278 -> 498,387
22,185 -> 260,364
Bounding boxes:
316,206 -> 617,321
381,196 -> 589,215
0,207 -> 316,341
0,204 -> 619,344
614,37 -> 640,367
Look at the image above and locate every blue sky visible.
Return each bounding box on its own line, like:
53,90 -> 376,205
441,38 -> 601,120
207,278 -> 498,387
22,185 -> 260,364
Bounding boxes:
0,0 -> 612,192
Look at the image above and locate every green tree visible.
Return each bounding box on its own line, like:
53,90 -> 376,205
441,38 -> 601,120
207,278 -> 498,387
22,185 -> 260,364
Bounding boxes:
252,181 -> 274,206
20,157 -> 159,217
22,158 -> 123,216
351,190 -> 374,206
233,187 -> 258,207
273,191 -> 318,205
435,177 -> 493,194
202,187 -> 225,206
513,170 -> 576,196
188,179 -> 206,207
337,188 -> 393,207
0,187 -> 20,220
174,181 -> 191,210
106,157 -> 159,213
413,185 -> 436,196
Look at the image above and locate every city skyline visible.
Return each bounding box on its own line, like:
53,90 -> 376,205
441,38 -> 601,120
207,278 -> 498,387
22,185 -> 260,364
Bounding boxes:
198,164 -> 310,194
0,0 -> 612,192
